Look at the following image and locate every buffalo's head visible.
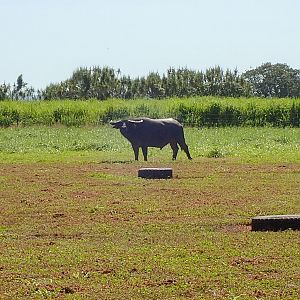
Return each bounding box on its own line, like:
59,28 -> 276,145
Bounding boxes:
109,120 -> 125,129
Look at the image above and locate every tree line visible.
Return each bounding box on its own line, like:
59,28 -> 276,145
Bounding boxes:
1,63 -> 300,100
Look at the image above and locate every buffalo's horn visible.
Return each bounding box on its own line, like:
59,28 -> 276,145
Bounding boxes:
128,119 -> 144,124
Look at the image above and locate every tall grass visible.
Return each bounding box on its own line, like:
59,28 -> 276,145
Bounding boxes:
0,97 -> 299,127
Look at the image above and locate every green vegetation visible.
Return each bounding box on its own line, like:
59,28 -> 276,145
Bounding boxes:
243,63 -> 300,98
1,63 -> 300,100
0,126 -> 299,164
1,97 -> 300,127
42,66 -> 251,100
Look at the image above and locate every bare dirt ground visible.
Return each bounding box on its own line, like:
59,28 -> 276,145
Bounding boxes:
0,159 -> 299,299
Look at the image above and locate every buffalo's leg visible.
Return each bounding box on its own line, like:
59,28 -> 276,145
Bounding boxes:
142,146 -> 148,161
178,140 -> 192,160
170,142 -> 179,160
132,144 -> 139,160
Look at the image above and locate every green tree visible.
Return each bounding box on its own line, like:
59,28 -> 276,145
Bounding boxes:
243,63 -> 300,98
0,83 -> 10,100
145,72 -> 165,98
10,74 -> 37,100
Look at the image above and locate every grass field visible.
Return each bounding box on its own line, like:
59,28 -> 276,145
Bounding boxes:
0,126 -> 300,299
0,126 -> 299,163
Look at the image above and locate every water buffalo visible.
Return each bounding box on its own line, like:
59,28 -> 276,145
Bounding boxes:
110,117 -> 192,161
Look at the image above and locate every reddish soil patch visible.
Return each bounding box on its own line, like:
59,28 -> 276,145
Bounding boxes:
0,160 -> 300,298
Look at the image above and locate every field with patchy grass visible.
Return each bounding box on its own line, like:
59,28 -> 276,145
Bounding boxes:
0,126 -> 300,299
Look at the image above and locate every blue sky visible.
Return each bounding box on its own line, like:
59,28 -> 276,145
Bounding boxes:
1,0 -> 299,89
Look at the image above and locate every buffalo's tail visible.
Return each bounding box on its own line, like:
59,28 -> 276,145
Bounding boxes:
177,128 -> 192,160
